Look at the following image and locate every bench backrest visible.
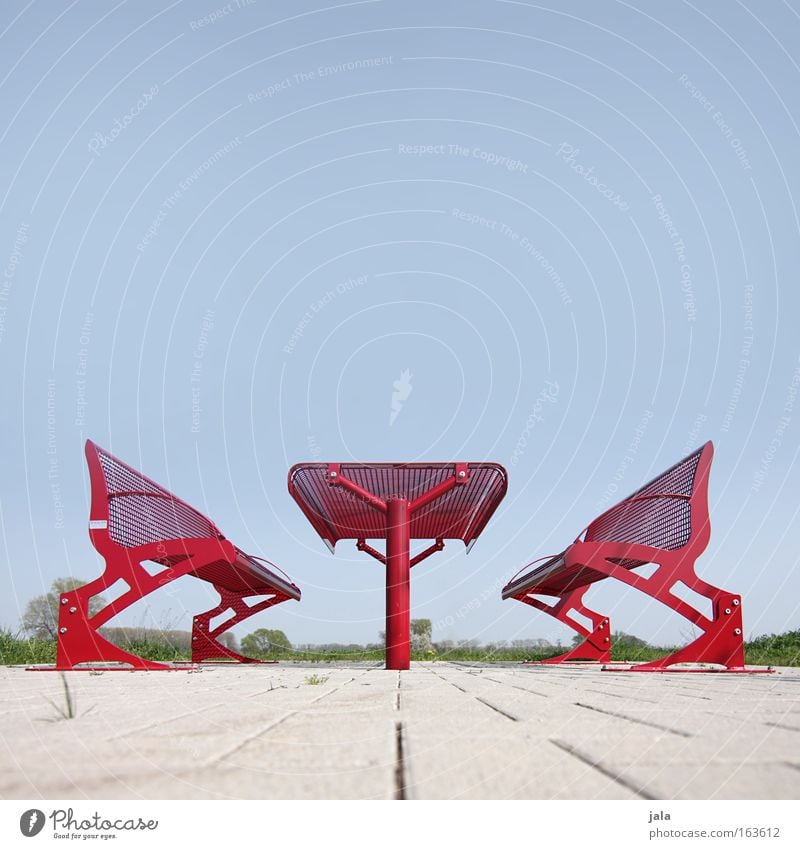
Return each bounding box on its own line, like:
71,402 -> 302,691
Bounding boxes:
501,442 -> 714,599
581,442 -> 711,552
87,441 -> 223,549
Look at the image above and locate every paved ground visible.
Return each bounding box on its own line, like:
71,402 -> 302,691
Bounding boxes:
1,662 -> 798,800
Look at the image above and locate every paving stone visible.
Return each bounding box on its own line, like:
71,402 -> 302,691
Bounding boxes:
0,662 -> 796,799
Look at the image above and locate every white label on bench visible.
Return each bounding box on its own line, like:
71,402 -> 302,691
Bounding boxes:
89,519 -> 108,530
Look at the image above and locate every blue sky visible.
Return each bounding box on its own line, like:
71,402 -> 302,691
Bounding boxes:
1,0 -> 799,649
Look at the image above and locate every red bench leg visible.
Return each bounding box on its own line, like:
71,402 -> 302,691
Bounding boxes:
192,587 -> 287,663
56,551 -> 209,670
517,587 -> 612,664
625,591 -> 747,672
57,583 -> 170,671
566,544 -> 759,672
54,537 -> 239,670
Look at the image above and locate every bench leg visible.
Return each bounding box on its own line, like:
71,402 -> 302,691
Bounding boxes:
518,587 -> 612,664
56,595 -> 171,670
54,538 -> 238,671
56,554 -> 202,670
625,591 -> 748,672
192,587 -> 287,663
565,547 -> 760,672
531,621 -> 612,664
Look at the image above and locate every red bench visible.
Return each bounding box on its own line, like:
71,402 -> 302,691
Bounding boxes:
502,442 -> 755,672
55,440 -> 300,670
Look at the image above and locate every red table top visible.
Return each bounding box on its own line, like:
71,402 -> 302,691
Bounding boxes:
288,462 -> 507,552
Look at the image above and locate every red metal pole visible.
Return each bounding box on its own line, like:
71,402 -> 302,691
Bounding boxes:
385,499 -> 411,670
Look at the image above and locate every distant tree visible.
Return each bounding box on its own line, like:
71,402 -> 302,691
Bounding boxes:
410,618 -> 433,652
411,619 -> 432,637
612,630 -> 649,649
241,628 -> 292,657
380,621 -> 433,652
21,578 -> 105,640
573,631 -> 648,649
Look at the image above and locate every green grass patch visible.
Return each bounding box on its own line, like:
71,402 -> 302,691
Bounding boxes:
2,628 -> 799,667
117,638 -> 189,663
744,629 -> 800,667
0,629 -> 56,665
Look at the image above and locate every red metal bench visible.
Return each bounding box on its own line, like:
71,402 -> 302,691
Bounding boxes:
55,440 -> 300,670
502,442 -> 756,672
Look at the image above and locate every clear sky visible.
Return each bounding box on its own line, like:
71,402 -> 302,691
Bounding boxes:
1,0 -> 799,650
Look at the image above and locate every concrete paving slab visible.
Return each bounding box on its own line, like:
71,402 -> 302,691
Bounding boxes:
0,662 -> 796,800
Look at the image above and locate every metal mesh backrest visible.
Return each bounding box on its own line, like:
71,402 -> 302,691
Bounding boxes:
97,448 -> 220,549
584,447 -> 704,550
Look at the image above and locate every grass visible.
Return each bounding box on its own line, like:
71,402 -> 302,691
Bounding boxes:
304,674 -> 329,685
743,629 -> 800,667
0,629 -> 56,665
2,628 -> 798,667
44,673 -> 76,721
284,649 -> 387,663
609,644 -> 667,663
121,638 -> 188,662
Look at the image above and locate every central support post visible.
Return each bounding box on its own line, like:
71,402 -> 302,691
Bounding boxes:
385,499 -> 411,670
313,463 -> 472,671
